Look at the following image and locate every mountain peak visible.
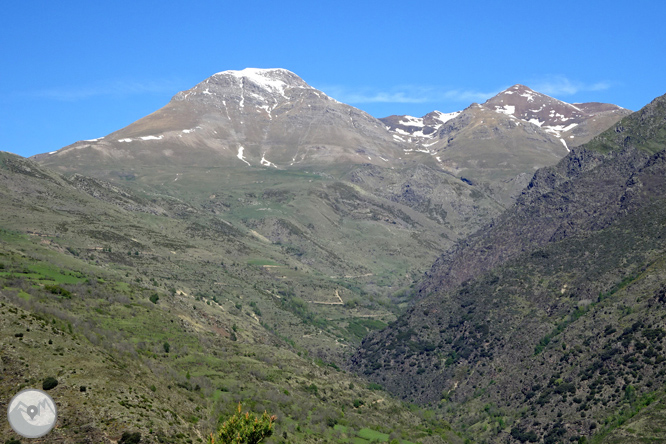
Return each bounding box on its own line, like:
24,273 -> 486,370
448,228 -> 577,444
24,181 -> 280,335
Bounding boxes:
211,67 -> 312,93
170,67 -> 318,110
505,84 -> 534,92
483,85 -> 594,141
492,84 -> 544,103
215,67 -> 293,76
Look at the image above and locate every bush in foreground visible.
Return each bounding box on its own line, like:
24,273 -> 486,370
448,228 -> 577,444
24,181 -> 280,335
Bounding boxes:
208,403 -> 275,444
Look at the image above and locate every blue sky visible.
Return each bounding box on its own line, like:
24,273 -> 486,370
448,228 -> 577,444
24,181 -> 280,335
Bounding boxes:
2,0 -> 664,157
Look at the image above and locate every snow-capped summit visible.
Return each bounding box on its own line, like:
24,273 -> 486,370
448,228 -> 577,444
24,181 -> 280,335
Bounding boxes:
211,68 -> 313,96
173,67 -> 324,111
42,68 -> 407,170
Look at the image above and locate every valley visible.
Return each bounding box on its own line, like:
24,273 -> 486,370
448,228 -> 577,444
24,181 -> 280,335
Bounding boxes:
2,68 -> 663,444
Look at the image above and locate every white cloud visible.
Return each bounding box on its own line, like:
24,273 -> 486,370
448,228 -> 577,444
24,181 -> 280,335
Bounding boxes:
319,84 -> 499,105
21,78 -> 183,101
531,76 -> 612,97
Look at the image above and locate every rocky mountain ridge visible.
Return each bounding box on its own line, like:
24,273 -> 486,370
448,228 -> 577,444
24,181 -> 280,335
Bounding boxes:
417,92 -> 666,298
380,84 -> 631,203
381,84 -> 628,150
350,92 -> 666,443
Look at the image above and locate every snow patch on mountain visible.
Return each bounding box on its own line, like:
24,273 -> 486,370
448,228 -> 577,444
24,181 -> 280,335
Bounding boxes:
213,68 -> 314,103
495,105 -> 516,116
260,153 -> 277,168
381,110 -> 462,145
399,116 -> 424,127
433,111 -> 461,124
559,138 -> 570,152
543,123 -> 578,138
520,91 -> 535,102
237,146 -> 251,166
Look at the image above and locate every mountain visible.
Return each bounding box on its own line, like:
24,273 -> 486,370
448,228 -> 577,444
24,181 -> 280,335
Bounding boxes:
381,85 -> 631,203
417,93 -> 666,299
350,93 -> 666,443
34,68 -> 408,174
30,69 -> 520,302
34,72 -> 627,211
2,65 -> 653,443
484,84 -> 628,147
29,73 -> 628,281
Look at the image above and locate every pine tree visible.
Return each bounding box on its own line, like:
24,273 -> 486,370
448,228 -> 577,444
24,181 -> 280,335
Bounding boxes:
208,403 -> 276,444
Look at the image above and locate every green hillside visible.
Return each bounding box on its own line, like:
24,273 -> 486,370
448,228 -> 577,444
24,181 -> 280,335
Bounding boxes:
0,152 -> 464,443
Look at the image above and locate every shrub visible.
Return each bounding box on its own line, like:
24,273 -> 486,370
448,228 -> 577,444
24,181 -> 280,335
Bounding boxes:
207,403 -> 275,444
149,293 -> 159,304
44,284 -> 72,298
306,383 -> 318,395
163,342 -> 170,353
42,377 -> 58,391
555,382 -> 576,394
119,431 -> 141,444
510,427 -> 539,443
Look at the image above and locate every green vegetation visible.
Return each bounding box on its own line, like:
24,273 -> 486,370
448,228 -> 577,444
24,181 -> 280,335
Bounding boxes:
118,432 -> 142,444
586,94 -> 666,155
207,403 -> 275,444
4,97 -> 666,443
351,98 -> 666,443
42,376 -> 58,391
0,215 -> 454,442
534,306 -> 589,355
